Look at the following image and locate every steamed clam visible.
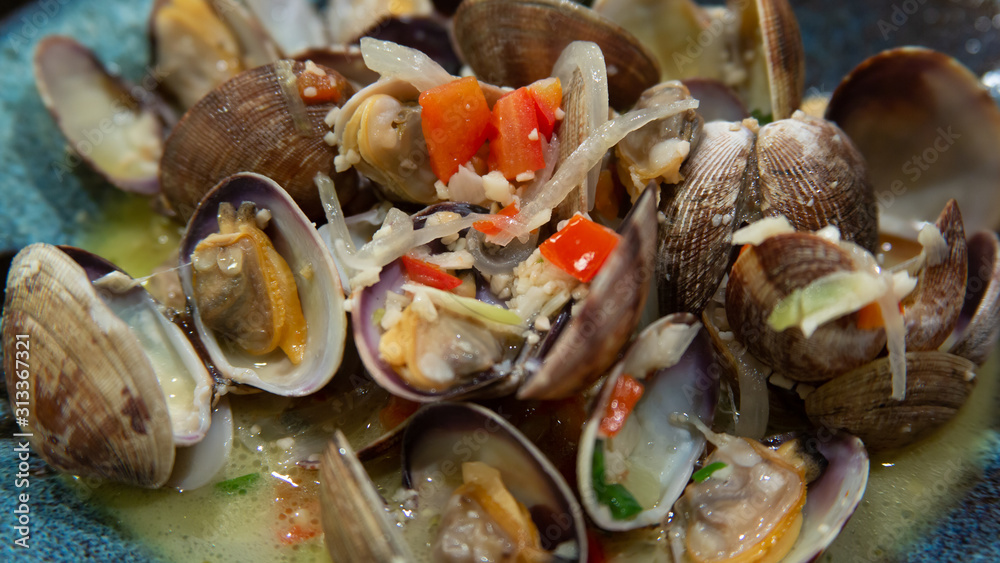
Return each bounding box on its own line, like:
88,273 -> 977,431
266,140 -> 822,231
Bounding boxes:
321,402 -> 588,561
10,0 -> 1000,560
1,244 -> 225,488
179,172 -> 348,396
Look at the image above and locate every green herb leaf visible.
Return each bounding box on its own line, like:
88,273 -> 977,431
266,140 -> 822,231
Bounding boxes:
592,441 -> 643,520
750,109 -> 774,125
214,472 -> 260,495
692,462 -> 727,483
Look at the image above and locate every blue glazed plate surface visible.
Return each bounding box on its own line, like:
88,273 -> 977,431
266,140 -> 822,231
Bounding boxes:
1,1 -> 999,561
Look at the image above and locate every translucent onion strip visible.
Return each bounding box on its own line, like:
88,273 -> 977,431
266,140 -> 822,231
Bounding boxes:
359,37 -> 454,92
487,98 -> 700,245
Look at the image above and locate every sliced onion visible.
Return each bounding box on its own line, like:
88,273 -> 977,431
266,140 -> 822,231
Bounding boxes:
486,98 -> 700,245
359,37 -> 454,92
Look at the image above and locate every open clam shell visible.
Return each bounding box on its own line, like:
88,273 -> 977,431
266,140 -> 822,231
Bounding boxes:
725,232 -> 887,382
826,47 -> 1000,237
320,430 -> 416,562
950,231 -> 1000,365
805,351 -> 976,451
160,60 -> 354,221
594,0 -> 803,119
150,0 -> 281,109
179,172 -> 347,396
578,313 -> 718,531
517,182 -> 659,400
669,431 -> 869,563
353,259 -> 513,402
453,0 -> 660,110
898,199 -> 967,351
33,36 -> 167,195
402,402 -> 588,561
2,244 -> 215,487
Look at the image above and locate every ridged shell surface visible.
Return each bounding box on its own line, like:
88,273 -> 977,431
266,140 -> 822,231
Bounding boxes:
658,120 -> 755,315
805,351 -> 975,451
755,113 -> 877,252
160,61 -> 352,221
2,244 -> 175,487
453,0 -> 659,110
725,233 -> 886,381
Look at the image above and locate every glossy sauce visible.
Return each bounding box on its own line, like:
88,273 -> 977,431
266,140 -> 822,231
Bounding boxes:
72,200 -> 1000,562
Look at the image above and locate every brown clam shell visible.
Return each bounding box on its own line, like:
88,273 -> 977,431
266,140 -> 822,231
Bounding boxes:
725,232 -> 886,382
658,120 -> 755,315
900,199 -> 967,351
452,0 -> 660,110
2,244 -> 175,487
159,61 -> 354,221
826,47 -> 1000,235
517,183 -> 658,399
950,231 -> 1000,365
754,113 -> 878,252
804,351 -> 975,452
734,0 -> 804,120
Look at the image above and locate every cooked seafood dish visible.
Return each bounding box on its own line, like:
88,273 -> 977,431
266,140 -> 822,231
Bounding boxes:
3,0 -> 1000,561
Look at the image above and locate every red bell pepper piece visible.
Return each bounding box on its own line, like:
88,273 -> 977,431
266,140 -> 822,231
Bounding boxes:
419,76 -> 492,183
539,215 -> 621,283
598,374 -> 644,438
297,69 -> 346,105
472,201 -> 519,236
400,255 -> 463,291
528,77 -> 562,140
488,86 -> 546,180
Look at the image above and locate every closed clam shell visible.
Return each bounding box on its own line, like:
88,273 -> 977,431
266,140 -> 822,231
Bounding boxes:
452,0 -> 660,110
805,351 -> 975,451
950,231 -> 1000,365
899,199 -> 967,351
160,61 -> 353,221
826,47 -> 1000,236
754,113 -> 878,252
725,232 -> 886,382
2,244 -> 175,487
658,120 -> 755,315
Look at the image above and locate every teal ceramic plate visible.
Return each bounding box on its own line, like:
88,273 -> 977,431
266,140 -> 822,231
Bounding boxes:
1,1 -> 999,561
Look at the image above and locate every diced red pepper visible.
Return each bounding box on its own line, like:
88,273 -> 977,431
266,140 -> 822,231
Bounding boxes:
488,87 -> 546,180
473,201 -> 520,236
379,396 -> 421,431
598,374 -> 644,437
401,255 -> 463,291
528,77 -> 562,140
297,69 -> 346,105
539,215 -> 621,283
419,76 -> 492,183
